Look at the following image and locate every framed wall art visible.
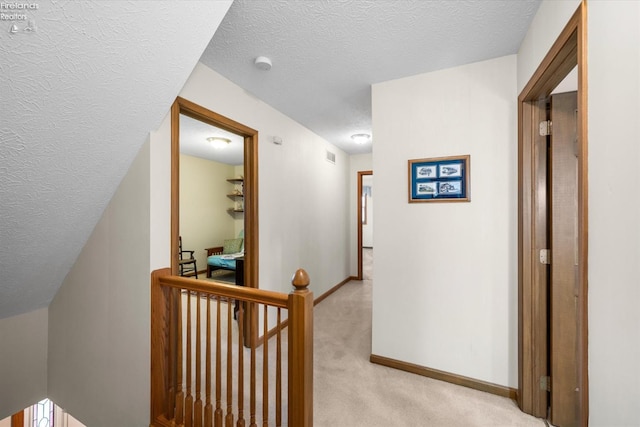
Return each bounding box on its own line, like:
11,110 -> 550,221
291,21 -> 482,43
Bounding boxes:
408,155 -> 470,203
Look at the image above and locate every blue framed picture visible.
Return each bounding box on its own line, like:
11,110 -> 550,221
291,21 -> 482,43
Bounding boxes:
408,155 -> 470,202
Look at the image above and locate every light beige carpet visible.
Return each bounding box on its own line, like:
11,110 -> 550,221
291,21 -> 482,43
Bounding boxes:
183,248 -> 546,426
313,248 -> 545,427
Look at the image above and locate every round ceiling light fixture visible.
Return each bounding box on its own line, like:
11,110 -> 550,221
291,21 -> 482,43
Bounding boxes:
351,133 -> 371,144
254,56 -> 272,71
207,137 -> 232,149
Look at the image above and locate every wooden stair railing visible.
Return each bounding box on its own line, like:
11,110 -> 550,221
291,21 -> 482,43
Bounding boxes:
150,268 -> 313,427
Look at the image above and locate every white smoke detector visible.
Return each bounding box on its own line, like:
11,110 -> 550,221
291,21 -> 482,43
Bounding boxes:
254,56 -> 272,71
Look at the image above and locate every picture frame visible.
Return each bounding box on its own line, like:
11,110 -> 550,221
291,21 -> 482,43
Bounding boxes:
408,155 -> 470,203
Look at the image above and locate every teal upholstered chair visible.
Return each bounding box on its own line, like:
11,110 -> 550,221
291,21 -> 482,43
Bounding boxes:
205,230 -> 244,278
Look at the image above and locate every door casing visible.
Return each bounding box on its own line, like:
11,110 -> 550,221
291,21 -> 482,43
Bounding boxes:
171,97 -> 259,346
517,2 -> 588,425
357,170 -> 372,280
170,97 -> 259,288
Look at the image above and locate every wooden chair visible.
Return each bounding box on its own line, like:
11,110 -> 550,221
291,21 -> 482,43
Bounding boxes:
178,236 -> 198,279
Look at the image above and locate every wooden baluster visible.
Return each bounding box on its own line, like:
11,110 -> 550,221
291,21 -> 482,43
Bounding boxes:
226,295 -> 234,427
276,308 -> 282,427
250,303 -> 257,427
215,297 -> 223,425
168,287 -> 178,421
195,293 -> 203,427
262,305 -> 269,427
175,290 -> 185,426
237,303 -> 246,427
205,296 -> 213,427
154,272 -> 306,427
150,269 -> 174,424
288,269 -> 313,427
186,292 -> 193,427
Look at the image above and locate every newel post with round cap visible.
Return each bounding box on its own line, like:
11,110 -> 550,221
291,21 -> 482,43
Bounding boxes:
288,268 -> 313,426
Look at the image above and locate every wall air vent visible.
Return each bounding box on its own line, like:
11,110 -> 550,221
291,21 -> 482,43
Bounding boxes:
326,150 -> 336,164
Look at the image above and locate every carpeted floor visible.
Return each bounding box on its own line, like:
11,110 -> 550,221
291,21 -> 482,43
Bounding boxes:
187,248 -> 546,426
313,248 -> 545,426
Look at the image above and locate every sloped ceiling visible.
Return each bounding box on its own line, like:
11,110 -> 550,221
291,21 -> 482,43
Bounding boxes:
0,0 -> 542,320
0,0 -> 233,319
200,0 -> 541,155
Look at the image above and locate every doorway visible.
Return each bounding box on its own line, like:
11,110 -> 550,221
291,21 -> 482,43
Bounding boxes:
170,97 -> 258,289
177,114 -> 244,279
357,170 -> 373,280
171,97 -> 259,345
517,4 -> 588,427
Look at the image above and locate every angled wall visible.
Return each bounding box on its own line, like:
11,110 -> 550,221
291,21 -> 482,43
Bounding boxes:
47,141 -> 150,427
1,2 -> 233,424
0,308 -> 48,419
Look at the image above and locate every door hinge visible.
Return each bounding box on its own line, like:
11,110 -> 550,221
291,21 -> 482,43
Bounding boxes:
540,376 -> 551,392
539,120 -> 552,136
539,249 -> 551,265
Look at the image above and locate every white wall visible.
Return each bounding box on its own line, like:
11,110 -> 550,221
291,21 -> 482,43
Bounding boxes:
161,63 -> 351,296
179,154 -> 237,270
587,2 -> 640,425
150,111 -> 172,272
517,0 -> 581,93
47,141 -> 151,427
371,55 -> 518,387
349,153 -> 373,275
0,308 -> 48,419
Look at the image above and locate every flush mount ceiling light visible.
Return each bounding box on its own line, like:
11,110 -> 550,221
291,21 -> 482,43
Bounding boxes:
351,133 -> 371,144
207,136 -> 232,149
254,56 -> 272,71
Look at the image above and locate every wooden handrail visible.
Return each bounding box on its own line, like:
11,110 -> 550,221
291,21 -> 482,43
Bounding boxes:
159,275 -> 289,308
151,268 -> 313,427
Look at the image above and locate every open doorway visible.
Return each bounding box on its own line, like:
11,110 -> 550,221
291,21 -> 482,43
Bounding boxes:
170,97 -> 258,290
171,97 -> 259,345
177,114 -> 244,281
357,170 -> 373,280
517,4 -> 588,426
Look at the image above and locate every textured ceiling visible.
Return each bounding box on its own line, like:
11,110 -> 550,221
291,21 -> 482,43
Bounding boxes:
199,0 -> 541,155
0,0 -> 542,320
0,0 -> 233,319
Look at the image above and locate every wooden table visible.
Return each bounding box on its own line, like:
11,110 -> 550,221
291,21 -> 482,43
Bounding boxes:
235,256 -> 244,286
234,257 -> 244,319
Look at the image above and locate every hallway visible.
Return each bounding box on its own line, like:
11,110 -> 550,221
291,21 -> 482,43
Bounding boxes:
313,249 -> 544,426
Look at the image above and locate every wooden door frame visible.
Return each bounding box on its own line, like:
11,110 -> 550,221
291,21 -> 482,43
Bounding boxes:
518,1 -> 588,424
357,170 -> 372,280
11,410 -> 24,427
171,97 -> 259,346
